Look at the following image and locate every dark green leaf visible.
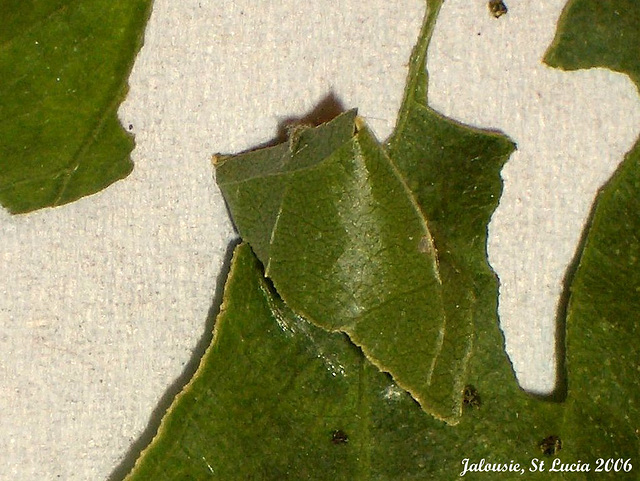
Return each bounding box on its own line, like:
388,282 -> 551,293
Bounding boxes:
560,140 -> 640,472
126,243 -> 372,480
216,110 -> 452,421
127,0 -> 640,478
124,244 -> 552,481
544,0 -> 640,86
0,0 -> 152,213
545,0 -> 640,468
126,241 -> 638,480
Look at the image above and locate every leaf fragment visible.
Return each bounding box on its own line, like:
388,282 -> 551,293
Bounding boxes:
561,140 -> 640,464
544,0 -> 640,86
0,0 -> 152,213
545,0 -> 640,466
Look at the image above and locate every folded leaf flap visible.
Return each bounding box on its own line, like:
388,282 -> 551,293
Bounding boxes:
268,122 -> 453,412
215,111 -> 485,422
215,143 -> 290,262
214,142 -> 291,182
215,109 -> 357,183
286,109 -> 358,172
215,109 -> 358,262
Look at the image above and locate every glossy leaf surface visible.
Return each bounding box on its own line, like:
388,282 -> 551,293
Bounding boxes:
0,0 -> 152,213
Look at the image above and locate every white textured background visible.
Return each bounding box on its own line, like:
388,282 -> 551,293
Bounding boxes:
1,1 -> 638,479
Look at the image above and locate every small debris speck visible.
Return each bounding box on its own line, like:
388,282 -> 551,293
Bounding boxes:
463,385 -> 481,408
539,435 -> 562,456
488,0 -> 508,18
418,235 -> 433,254
331,429 -> 349,445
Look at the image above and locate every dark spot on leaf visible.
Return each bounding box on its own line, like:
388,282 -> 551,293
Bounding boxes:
488,0 -> 508,18
128,124 -> 133,131
539,435 -> 562,456
462,385 -> 481,408
331,429 -> 348,445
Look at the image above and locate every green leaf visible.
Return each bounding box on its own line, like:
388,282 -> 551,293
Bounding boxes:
126,241 -> 637,480
126,243 -> 374,480
127,0 -> 640,478
214,0 -> 515,424
0,0 -> 152,214
124,244 -> 549,481
544,0 -> 640,467
385,0 -> 515,424
216,110 -> 451,421
561,140 -> 640,470
544,0 -> 640,86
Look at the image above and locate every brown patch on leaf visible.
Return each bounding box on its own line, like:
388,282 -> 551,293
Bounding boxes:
462,385 -> 481,409
331,429 -> 349,445
539,435 -> 562,456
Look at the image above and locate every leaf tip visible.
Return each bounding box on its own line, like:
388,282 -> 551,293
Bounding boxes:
211,153 -> 225,167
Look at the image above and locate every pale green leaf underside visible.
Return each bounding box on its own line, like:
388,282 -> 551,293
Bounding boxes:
0,0 -> 152,214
